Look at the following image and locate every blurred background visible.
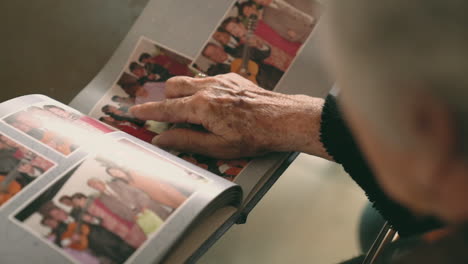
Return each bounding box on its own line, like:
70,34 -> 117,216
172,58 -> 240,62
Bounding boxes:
0,0 -> 369,263
0,0 -> 148,103
199,154 -> 368,263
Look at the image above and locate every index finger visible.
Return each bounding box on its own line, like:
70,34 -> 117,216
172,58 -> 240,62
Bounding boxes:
130,97 -> 203,124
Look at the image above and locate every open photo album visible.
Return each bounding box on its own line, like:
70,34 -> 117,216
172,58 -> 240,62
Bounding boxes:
0,0 -> 332,263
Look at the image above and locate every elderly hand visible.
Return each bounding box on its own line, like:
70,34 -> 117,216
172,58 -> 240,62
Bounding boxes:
130,73 -> 329,159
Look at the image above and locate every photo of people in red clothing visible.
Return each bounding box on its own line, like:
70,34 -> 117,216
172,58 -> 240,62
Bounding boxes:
192,0 -> 320,91
4,103 -> 114,156
88,37 -> 252,181
15,139 -> 206,264
89,37 -> 194,142
0,134 -> 55,208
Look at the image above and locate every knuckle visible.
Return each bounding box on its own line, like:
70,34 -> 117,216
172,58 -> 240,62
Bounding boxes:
193,90 -> 211,102
195,77 -> 219,89
180,97 -> 197,114
223,72 -> 237,78
166,76 -> 184,86
170,76 -> 195,89
203,77 -> 223,88
177,76 -> 194,88
217,73 -> 235,83
138,102 -> 157,113
203,76 -> 218,83
190,95 -> 211,114
165,78 -> 182,96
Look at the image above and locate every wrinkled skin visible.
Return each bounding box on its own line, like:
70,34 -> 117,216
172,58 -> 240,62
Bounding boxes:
131,73 -> 330,160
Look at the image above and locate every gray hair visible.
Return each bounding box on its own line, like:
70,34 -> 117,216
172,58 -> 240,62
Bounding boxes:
326,0 -> 468,153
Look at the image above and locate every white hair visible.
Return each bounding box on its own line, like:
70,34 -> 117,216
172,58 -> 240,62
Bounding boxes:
326,0 -> 468,152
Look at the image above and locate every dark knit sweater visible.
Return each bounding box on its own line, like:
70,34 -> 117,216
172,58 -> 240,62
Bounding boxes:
319,95 -> 443,237
318,95 -> 468,264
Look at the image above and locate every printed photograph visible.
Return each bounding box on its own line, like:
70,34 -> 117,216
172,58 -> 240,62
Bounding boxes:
0,134 -> 55,208
89,37 -> 195,143
15,139 -> 206,264
4,103 -> 114,156
88,37 -> 251,181
176,153 -> 249,182
192,0 -> 321,91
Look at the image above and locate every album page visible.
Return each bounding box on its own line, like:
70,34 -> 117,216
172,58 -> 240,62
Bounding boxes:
70,0 -> 332,201
0,94 -> 241,264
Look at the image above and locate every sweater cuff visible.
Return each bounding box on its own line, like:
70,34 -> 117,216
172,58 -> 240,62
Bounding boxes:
319,95 -> 443,236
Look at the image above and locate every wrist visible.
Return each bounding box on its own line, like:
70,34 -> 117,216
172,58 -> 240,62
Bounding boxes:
281,95 -> 332,160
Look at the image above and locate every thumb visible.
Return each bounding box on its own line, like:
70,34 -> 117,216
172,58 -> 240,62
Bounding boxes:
152,128 -> 224,156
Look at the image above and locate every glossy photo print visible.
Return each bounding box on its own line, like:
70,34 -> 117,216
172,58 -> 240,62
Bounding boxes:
192,0 -> 320,91
14,139 -> 207,264
88,37 -> 251,181
0,134 -> 55,208
3,103 -> 114,156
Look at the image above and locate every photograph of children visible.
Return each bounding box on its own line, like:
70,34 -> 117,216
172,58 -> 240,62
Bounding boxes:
15,139 -> 205,264
0,134 -> 55,207
4,103 -> 114,156
88,37 -> 251,181
192,0 -> 320,91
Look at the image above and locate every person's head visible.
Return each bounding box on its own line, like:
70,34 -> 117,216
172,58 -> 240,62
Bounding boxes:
213,30 -> 232,46
43,105 -> 70,119
71,193 -> 87,207
238,1 -> 260,17
0,135 -> 20,149
101,105 -> 119,115
0,141 -> 8,150
17,162 -> 34,175
202,43 -> 228,63
38,201 -> 58,217
117,72 -> 140,98
9,121 -> 31,133
105,167 -> 128,179
6,112 -> 36,132
111,95 -> 129,104
138,53 -> 152,64
13,112 -> 41,129
221,17 -> 246,39
324,0 -> 468,223
252,0 -> 272,6
41,217 -> 59,229
129,62 -> 146,77
87,178 -> 106,192
99,116 -> 117,125
49,207 -> 68,222
59,195 -> 73,207
27,106 -> 43,112
27,106 -> 51,117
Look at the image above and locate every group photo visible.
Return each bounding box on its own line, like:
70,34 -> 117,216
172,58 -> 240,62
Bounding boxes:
89,37 -> 194,143
88,37 -> 252,181
15,138 -> 205,264
192,0 -> 320,91
0,133 -> 55,207
4,103 -> 114,156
